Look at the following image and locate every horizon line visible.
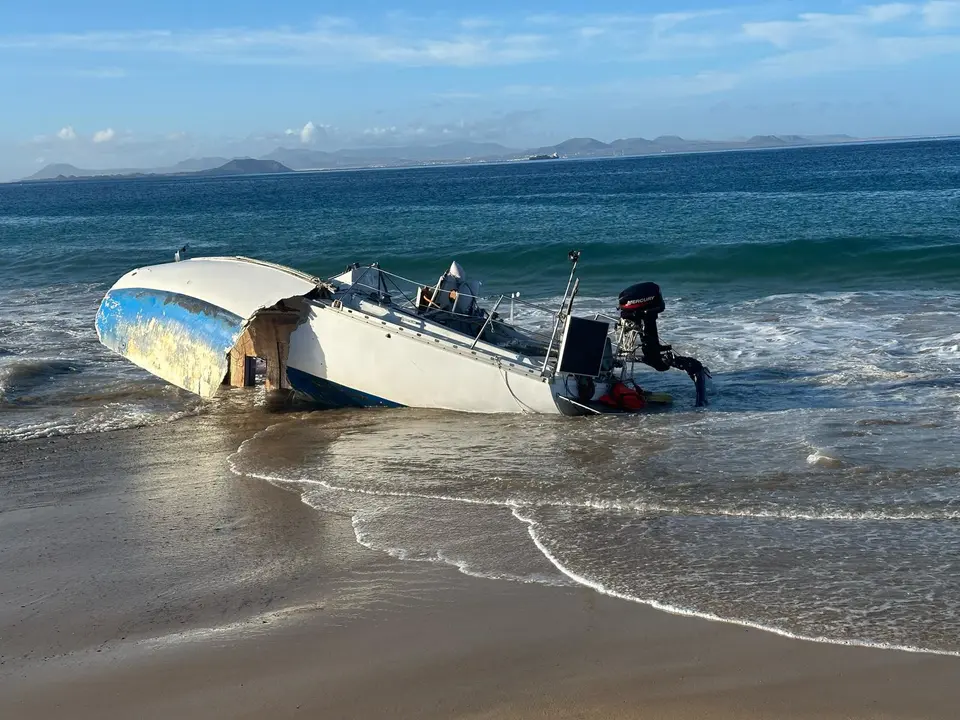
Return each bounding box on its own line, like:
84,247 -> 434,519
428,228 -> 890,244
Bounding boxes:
10,133 -> 960,184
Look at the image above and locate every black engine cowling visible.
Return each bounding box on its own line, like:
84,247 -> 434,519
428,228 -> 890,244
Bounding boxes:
618,282 -> 665,323
617,280 -> 711,406
618,282 -> 670,371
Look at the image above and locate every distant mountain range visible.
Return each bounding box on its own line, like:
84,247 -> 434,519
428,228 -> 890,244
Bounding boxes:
20,134 -> 863,182
23,158 -> 291,181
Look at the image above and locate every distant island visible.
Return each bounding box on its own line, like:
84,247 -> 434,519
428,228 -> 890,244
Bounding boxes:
196,158 -> 291,176
22,157 -> 292,182
17,132 -> 955,183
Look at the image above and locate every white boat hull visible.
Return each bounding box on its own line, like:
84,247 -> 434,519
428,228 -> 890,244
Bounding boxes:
286,301 -> 565,414
95,256 -> 682,416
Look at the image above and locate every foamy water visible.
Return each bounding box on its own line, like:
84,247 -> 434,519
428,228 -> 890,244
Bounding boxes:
217,288 -> 960,657
6,277 -> 960,657
0,283 -> 204,441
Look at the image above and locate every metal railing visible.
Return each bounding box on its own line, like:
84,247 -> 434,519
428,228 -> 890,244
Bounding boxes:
325,261 -> 628,379
329,265 -> 563,351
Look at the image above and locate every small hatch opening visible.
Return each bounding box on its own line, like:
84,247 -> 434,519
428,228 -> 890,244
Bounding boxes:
243,356 -> 267,387
224,299 -> 305,392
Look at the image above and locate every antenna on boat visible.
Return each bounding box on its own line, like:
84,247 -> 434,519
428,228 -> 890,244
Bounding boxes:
559,250 -> 580,308
541,249 -> 582,376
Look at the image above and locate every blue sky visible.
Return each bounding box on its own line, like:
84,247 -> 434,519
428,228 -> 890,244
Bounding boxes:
2,0 -> 959,178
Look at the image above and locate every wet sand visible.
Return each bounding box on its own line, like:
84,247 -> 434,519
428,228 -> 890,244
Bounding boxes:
2,412 -> 959,719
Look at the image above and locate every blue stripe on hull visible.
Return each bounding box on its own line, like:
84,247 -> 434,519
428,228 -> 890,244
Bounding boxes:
286,366 -> 404,409
95,287 -> 246,397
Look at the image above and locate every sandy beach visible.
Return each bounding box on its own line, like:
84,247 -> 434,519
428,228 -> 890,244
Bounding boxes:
1,411 -> 958,720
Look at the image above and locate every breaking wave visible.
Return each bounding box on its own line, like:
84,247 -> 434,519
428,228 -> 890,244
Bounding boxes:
226,424 -> 960,658
0,359 -> 82,402
328,235 -> 960,294
510,507 -> 960,658
0,404 -> 200,443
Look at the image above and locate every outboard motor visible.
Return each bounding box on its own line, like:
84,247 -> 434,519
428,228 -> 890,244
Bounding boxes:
618,281 -> 711,406
618,282 -> 669,371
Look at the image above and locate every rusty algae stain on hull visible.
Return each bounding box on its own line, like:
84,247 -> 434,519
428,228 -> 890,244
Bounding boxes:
96,288 -> 246,397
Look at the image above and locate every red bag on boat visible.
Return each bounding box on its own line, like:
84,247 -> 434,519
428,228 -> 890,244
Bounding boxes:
599,382 -> 646,410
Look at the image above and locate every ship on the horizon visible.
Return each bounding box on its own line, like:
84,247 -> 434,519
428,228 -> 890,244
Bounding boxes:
527,152 -> 560,161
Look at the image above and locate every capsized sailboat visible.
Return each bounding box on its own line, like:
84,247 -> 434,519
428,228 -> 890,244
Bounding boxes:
95,250 -> 709,415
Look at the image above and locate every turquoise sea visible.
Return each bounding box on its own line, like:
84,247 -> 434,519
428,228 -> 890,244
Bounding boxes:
2,139 -> 960,654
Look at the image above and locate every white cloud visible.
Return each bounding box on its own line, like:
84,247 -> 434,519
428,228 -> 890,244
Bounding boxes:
600,69 -> 741,99
742,4 -> 923,48
349,110 -> 540,147
524,14 -> 564,26
514,10 -> 731,61
460,18 -> 499,30
865,3 -> 917,22
651,11 -> 723,34
362,126 -> 397,137
0,25 -> 554,67
924,0 -> 960,26
284,121 -> 330,144
300,120 -> 318,144
4,5 -> 937,73
0,3 -> 957,115
72,66 -> 126,79
433,91 -> 482,99
627,26 -> 960,100
92,128 -> 115,143
502,84 -> 561,97
56,125 -> 77,140
732,2 -> 960,85
755,33 -> 960,77
587,2 -> 960,100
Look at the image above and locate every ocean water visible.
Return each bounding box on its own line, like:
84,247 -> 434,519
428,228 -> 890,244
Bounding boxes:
2,139 -> 960,653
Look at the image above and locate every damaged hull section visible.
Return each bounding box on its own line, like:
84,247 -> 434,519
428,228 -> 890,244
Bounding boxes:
95,257 -> 322,399
96,288 -> 246,398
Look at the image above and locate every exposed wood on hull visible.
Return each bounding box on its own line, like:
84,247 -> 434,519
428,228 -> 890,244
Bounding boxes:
226,309 -> 302,391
